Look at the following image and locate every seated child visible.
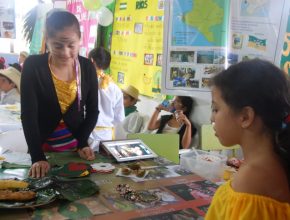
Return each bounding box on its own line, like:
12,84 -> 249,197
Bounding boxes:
88,47 -> 124,151
0,67 -> 21,104
115,85 -> 144,139
147,96 -> 197,149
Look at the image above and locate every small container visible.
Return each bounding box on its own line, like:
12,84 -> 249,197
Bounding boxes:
174,110 -> 182,119
161,100 -> 170,108
180,150 -> 227,181
161,100 -> 175,112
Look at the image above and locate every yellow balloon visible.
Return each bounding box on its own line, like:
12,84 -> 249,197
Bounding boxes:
83,0 -> 102,11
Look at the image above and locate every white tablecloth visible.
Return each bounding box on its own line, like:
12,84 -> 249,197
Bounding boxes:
0,104 -> 22,133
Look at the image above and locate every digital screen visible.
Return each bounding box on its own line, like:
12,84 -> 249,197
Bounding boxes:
102,139 -> 157,162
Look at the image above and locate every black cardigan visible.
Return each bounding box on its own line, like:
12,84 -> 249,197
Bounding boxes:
21,53 -> 99,163
156,114 -> 197,149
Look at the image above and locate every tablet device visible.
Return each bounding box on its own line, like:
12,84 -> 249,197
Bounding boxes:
101,139 -> 158,162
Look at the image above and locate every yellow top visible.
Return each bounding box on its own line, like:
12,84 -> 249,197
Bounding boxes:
51,72 -> 77,114
205,180 -> 290,220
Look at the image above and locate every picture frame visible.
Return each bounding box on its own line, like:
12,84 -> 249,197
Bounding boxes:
101,139 -> 158,162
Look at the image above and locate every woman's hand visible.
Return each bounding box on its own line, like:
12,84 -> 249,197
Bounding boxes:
175,111 -> 191,127
157,104 -> 171,112
78,146 -> 95,160
29,161 -> 50,178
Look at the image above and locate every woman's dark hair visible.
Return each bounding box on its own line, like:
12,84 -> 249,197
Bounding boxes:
88,47 -> 111,70
178,96 -> 194,117
211,59 -> 290,176
45,10 -> 81,38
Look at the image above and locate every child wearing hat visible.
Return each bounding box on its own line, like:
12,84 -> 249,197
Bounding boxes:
0,67 -> 21,104
115,85 -> 144,139
18,51 -> 29,67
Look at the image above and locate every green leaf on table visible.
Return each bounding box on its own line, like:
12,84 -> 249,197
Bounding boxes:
54,179 -> 99,201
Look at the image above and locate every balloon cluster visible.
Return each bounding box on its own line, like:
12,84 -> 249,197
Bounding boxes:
83,0 -> 114,26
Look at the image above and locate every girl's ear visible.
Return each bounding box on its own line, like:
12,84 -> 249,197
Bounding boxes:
240,106 -> 255,128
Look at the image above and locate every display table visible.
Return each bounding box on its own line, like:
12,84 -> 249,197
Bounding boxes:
0,152 -> 218,219
0,104 -> 21,133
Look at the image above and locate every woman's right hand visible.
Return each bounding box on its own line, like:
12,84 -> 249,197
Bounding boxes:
29,161 -> 50,178
157,104 -> 170,112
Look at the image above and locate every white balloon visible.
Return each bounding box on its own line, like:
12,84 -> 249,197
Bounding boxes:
101,0 -> 114,6
97,7 -> 113,26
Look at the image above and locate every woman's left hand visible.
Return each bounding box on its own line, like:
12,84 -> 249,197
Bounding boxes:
78,146 -> 95,160
175,111 -> 191,127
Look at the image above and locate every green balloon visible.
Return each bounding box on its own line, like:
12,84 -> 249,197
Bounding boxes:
83,0 -> 102,11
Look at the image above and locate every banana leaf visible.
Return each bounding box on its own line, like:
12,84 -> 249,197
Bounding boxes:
0,188 -> 57,209
27,176 -> 99,202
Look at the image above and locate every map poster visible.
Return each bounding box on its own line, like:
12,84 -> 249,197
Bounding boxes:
0,0 -> 15,39
110,0 -> 164,97
229,0 -> 285,64
162,0 -> 290,96
162,0 -> 230,96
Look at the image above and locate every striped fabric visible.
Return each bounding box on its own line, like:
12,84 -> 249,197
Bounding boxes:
42,122 -> 78,152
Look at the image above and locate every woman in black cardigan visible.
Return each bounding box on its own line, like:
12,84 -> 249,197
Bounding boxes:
147,96 -> 196,149
21,10 -> 99,178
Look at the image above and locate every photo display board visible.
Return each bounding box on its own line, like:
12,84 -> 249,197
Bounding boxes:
0,0 -> 15,39
162,0 -> 290,96
110,0 -> 165,97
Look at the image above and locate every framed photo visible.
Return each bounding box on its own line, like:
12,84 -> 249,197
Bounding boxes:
101,139 -> 158,162
144,54 -> 154,65
134,23 -> 143,34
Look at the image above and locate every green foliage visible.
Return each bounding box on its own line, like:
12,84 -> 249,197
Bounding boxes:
22,6 -> 37,43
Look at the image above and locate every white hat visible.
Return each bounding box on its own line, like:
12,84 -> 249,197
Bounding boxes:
20,51 -> 29,58
0,67 -> 21,92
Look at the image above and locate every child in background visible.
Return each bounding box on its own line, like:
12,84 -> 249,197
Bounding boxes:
115,85 -> 143,139
88,47 -> 124,151
18,51 -> 29,67
0,67 -> 21,104
147,96 -> 196,149
206,59 -> 290,219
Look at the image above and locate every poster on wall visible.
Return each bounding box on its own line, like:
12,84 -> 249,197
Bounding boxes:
162,0 -> 290,96
67,0 -> 97,56
278,1 -> 290,75
110,0 -> 164,97
0,0 -> 15,39
229,0 -> 287,65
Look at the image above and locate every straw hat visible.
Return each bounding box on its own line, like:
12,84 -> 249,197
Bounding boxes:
20,51 -> 29,58
0,67 -> 21,92
122,85 -> 140,101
